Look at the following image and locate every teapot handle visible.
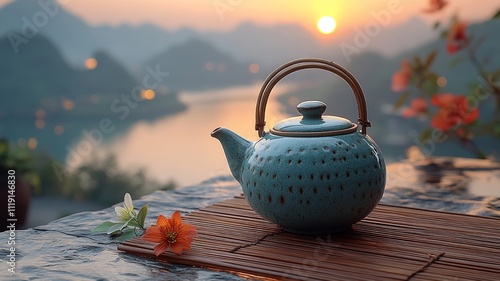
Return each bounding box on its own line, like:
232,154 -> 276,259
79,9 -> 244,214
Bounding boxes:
255,58 -> 371,137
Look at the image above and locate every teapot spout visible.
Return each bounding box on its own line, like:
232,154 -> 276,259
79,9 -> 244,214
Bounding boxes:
211,127 -> 252,183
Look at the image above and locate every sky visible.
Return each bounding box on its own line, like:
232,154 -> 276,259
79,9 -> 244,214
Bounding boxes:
0,0 -> 499,34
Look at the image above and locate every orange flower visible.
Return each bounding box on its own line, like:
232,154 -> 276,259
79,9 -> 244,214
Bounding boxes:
391,60 -> 412,92
430,93 -> 478,131
422,0 -> 447,13
402,98 -> 428,118
447,18 -> 468,54
142,211 -> 198,256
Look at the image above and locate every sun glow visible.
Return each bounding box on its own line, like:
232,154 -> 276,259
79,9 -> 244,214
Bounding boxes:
317,16 -> 336,34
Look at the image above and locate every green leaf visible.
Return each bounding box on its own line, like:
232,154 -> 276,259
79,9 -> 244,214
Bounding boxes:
433,21 -> 441,30
92,221 -> 119,233
0,139 -> 8,157
106,219 -> 131,235
136,205 -> 148,229
419,129 -> 433,142
422,74 -> 440,96
394,90 -> 412,111
424,51 -> 437,70
107,224 -> 124,235
127,219 -> 140,228
424,72 -> 438,81
493,123 -> 500,137
440,30 -> 448,39
413,56 -> 423,68
449,56 -> 464,68
114,229 -> 137,242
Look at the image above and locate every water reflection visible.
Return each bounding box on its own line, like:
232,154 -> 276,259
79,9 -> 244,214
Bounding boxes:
91,82 -> 295,186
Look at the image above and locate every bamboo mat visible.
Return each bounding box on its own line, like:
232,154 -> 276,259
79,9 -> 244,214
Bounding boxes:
118,196 -> 500,280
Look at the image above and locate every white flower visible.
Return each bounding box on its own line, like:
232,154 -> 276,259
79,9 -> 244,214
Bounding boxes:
114,193 -> 136,222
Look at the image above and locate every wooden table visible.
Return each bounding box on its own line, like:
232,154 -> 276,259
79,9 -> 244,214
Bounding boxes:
120,196 -> 500,281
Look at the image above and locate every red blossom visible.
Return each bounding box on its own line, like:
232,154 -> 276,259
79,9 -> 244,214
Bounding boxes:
391,60 -> 412,92
402,98 -> 428,118
430,93 -> 479,131
447,18 -> 468,54
142,211 -> 198,256
422,0 -> 448,13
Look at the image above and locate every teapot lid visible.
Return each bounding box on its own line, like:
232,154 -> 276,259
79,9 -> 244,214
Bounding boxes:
271,101 -> 357,137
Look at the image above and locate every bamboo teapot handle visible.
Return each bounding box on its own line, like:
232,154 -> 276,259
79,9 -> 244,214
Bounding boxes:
255,58 -> 371,137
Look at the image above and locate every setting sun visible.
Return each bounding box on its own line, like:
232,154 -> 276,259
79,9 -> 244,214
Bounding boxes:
317,16 -> 336,34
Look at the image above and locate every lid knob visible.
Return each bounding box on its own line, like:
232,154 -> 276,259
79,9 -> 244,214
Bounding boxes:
271,99 -> 357,137
297,101 -> 326,120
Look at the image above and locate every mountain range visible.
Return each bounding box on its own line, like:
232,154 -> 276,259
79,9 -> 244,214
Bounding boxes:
142,38 -> 259,91
0,30 -> 186,160
0,0 -> 435,72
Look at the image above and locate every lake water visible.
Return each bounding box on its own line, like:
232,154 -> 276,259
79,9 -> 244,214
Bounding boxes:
89,82 -> 295,187
75,82 -> 500,200
41,81 -> 499,236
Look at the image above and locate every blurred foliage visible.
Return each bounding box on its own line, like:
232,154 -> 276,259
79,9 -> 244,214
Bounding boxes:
61,154 -> 176,206
391,8 -> 500,159
0,138 -> 41,194
1,138 -> 176,206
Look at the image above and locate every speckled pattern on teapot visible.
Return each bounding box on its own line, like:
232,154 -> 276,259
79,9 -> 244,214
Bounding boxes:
212,59 -> 386,234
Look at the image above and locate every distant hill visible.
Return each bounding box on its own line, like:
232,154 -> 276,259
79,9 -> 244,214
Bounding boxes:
0,33 -> 134,116
0,34 -> 79,115
0,31 -> 186,118
0,0 -> 97,64
0,0 -> 436,73
0,32 -> 186,160
78,50 -> 137,97
202,22 -> 327,66
0,0 -> 192,70
142,38 -> 259,91
349,16 -> 435,58
92,23 -> 197,71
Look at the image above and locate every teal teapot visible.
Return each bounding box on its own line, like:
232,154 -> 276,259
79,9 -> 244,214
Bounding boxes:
212,59 -> 386,234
